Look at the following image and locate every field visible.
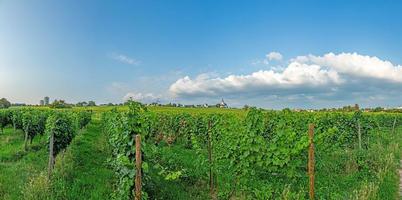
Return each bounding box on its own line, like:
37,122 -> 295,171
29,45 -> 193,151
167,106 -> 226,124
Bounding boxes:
3,1 -> 402,199
0,104 -> 401,200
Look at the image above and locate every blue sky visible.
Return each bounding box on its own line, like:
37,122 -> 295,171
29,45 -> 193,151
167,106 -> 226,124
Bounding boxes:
1,0 -> 402,108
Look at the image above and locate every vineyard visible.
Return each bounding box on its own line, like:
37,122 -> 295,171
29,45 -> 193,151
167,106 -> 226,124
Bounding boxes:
0,103 -> 402,199
0,108 -> 92,199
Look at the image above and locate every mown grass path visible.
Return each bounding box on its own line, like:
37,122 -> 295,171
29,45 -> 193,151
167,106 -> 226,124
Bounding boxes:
0,128 -> 47,200
51,119 -> 114,200
397,125 -> 402,199
399,160 -> 402,198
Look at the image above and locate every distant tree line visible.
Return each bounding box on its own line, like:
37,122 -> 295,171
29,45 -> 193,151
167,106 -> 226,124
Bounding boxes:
49,100 -> 73,108
45,100 -> 98,108
0,98 -> 11,109
143,102 -> 230,108
75,101 -> 96,107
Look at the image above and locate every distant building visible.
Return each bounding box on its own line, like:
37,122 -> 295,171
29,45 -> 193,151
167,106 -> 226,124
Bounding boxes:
354,104 -> 360,111
219,98 -> 228,108
44,97 -> 50,105
40,100 -> 44,106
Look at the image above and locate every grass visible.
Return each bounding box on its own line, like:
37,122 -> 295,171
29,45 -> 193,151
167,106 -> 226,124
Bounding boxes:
0,126 -> 48,200
0,120 -> 114,200
47,119 -> 114,200
146,144 -> 210,199
1,112 -> 401,199
137,125 -> 402,199
314,126 -> 402,199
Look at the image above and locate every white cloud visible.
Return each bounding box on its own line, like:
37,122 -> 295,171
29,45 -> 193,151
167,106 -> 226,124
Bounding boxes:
169,62 -> 342,97
266,52 -> 283,61
169,52 -> 402,105
124,92 -> 160,103
111,53 -> 140,65
251,51 -> 283,66
295,52 -> 402,83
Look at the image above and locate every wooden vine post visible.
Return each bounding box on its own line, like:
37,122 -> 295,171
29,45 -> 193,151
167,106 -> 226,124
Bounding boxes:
207,120 -> 217,200
308,124 -> 315,200
24,125 -> 29,151
358,121 -> 362,150
135,134 -> 142,200
24,131 -> 28,151
48,131 -> 55,178
392,117 -> 397,135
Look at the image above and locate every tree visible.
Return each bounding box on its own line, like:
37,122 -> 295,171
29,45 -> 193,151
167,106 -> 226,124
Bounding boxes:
88,101 -> 96,106
76,101 -> 88,107
50,100 -> 72,109
0,98 -> 11,109
373,107 -> 384,112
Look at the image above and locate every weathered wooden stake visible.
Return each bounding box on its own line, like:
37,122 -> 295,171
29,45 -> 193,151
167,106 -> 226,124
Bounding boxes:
48,131 -> 55,178
135,134 -> 142,200
392,117 -> 397,135
358,122 -> 362,150
207,120 -> 216,200
24,126 -> 29,151
308,124 -> 315,200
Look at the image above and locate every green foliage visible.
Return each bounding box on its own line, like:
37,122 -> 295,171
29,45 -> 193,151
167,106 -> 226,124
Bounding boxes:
102,106 -> 402,199
0,126 -> 48,200
75,101 -> 96,107
76,110 -> 92,129
11,109 -> 23,130
48,120 -> 113,200
22,110 -> 49,143
1,105 -> 401,199
0,109 -> 11,133
0,98 -> 11,109
45,111 -> 77,156
102,101 -> 149,199
88,101 -> 96,107
49,100 -> 72,109
22,172 -> 50,200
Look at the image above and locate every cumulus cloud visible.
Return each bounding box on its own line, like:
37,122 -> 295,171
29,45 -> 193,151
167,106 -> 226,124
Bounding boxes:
111,53 -> 140,65
294,52 -> 402,83
266,52 -> 283,61
169,62 -> 342,97
124,92 -> 160,103
251,51 -> 283,66
169,52 -> 402,105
